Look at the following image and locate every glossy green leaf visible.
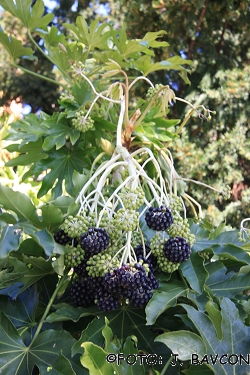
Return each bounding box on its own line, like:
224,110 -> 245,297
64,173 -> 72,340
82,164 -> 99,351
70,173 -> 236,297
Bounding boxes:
5,140 -> 47,167
205,301 -> 222,340
145,281 -> 188,325
0,312 -> 77,375
42,119 -> 80,151
206,262 -> 250,298
0,0 -> 54,30
0,286 -> 38,340
17,256 -> 54,294
0,29 -> 35,61
0,257 -> 27,293
140,30 -> 169,48
0,212 -> 17,224
52,196 -> 76,214
0,184 -> 42,227
180,298 -> 250,374
0,225 -> 20,258
72,316 -> 106,356
155,331 -> 206,361
37,148 -> 90,198
40,204 -> 64,232
40,25 -> 65,47
80,319 -> 145,375
41,352 -> 76,375
133,55 -> 192,76
4,115 -> 47,146
180,252 -> 208,294
80,342 -> 115,375
46,303 -> 168,365
64,17 -> 110,50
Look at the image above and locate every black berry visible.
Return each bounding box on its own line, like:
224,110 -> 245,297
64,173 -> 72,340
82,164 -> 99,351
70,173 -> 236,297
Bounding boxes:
80,227 -> 109,256
164,236 -> 191,263
145,206 -> 173,231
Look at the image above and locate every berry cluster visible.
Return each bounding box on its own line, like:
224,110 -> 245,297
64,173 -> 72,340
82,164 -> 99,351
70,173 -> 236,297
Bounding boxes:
54,185 -> 194,310
145,205 -> 173,231
145,201 -> 195,272
64,244 -> 85,267
80,227 -> 110,256
118,186 -> 145,210
103,261 -> 158,308
72,108 -> 94,133
60,212 -> 95,238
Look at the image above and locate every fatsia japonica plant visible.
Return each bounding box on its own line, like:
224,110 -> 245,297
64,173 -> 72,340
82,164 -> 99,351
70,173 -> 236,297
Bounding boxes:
0,1 -> 250,375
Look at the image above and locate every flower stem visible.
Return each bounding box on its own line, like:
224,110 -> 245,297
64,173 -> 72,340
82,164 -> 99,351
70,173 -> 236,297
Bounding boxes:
13,63 -> 67,88
29,272 -> 69,346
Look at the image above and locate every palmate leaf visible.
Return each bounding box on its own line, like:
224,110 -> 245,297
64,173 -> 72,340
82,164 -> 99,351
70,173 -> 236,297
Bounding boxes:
4,114 -> 48,146
46,302 -> 168,369
180,252 -> 209,294
41,120 -> 80,151
133,55 -> 192,76
0,312 -> 78,375
0,184 -> 42,227
36,147 -> 91,198
0,286 -> 38,344
64,17 -> 110,50
0,29 -> 35,61
205,261 -> 250,298
0,0 -> 54,30
80,319 -> 145,375
156,298 -> 250,375
0,224 -> 20,258
5,139 -> 47,167
145,280 -> 188,325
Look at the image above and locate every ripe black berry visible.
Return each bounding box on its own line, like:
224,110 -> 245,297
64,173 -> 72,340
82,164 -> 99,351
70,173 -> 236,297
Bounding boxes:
54,229 -> 73,246
134,244 -> 157,270
164,236 -> 191,263
70,279 -> 95,307
80,227 -> 109,256
145,205 -> 173,231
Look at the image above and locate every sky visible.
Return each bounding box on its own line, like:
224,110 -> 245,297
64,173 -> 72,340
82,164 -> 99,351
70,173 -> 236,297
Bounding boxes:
44,0 -> 78,12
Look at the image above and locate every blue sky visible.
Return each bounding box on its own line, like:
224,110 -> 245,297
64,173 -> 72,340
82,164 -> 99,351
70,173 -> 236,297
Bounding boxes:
44,0 -> 78,12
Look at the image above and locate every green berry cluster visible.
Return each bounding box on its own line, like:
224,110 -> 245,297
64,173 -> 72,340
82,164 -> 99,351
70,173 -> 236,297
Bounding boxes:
64,244 -> 85,267
100,215 -> 123,241
238,228 -> 250,243
86,251 -> 120,277
114,209 -> 139,231
72,109 -> 94,133
150,233 -> 179,273
59,90 -> 74,102
167,215 -> 196,247
131,231 -> 143,250
118,186 -> 145,210
61,212 -> 95,238
169,195 -> 183,212
146,84 -> 164,101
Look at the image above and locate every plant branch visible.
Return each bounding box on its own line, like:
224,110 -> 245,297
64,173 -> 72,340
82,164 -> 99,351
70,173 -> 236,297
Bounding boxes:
13,63 -> 67,88
187,0 -> 209,59
30,272 -> 69,346
28,30 -> 73,85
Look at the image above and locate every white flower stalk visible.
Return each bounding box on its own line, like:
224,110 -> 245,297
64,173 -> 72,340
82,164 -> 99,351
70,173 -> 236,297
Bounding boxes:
73,69 -> 223,264
239,218 -> 250,242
